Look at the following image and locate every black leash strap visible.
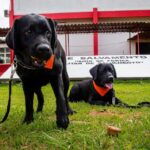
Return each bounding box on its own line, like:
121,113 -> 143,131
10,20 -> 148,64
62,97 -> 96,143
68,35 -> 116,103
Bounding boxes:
0,66 -> 16,123
114,97 -> 150,108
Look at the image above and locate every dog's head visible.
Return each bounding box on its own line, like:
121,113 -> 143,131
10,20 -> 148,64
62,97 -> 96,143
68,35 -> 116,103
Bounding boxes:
6,14 -> 57,67
90,63 -> 117,89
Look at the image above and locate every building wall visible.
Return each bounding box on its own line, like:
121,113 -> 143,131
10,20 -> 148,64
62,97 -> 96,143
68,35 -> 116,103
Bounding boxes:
98,33 -> 130,55
58,33 -> 93,56
14,0 -> 150,14
13,0 -> 150,56
58,31 -> 145,56
58,33 -> 134,56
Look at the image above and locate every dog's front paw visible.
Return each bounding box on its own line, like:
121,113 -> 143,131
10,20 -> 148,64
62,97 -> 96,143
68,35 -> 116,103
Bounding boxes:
56,115 -> 69,129
23,116 -> 34,124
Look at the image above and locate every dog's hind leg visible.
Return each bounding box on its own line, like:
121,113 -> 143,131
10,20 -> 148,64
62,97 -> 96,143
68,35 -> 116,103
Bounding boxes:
35,88 -> 44,112
69,84 -> 81,102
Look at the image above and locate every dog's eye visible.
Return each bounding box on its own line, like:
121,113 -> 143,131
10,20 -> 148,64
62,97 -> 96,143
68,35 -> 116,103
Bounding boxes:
45,30 -> 51,38
24,30 -> 32,36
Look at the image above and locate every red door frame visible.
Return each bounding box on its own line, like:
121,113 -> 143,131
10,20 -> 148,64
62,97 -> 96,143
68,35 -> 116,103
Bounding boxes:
9,0 -> 150,59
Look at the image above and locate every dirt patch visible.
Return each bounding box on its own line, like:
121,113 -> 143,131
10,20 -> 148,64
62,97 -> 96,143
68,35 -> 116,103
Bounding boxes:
89,110 -> 124,117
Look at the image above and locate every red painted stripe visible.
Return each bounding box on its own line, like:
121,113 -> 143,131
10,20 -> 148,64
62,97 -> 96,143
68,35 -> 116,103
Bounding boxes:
93,8 -> 98,55
99,10 -> 150,18
0,64 -> 11,76
42,12 -> 93,20
14,12 -> 93,20
10,0 -> 14,63
13,10 -> 150,20
93,8 -> 98,24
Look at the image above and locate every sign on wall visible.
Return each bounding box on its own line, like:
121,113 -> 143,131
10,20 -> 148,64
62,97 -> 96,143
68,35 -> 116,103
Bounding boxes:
0,55 -> 150,80
67,55 -> 150,79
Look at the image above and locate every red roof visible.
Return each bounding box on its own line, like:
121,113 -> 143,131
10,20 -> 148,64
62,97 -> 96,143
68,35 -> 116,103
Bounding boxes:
57,22 -> 150,34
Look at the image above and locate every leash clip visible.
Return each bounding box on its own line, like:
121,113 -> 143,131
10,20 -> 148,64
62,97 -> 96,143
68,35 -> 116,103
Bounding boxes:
112,97 -> 116,105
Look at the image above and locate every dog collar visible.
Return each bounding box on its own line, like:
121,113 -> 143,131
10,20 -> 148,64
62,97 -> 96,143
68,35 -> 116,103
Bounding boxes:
93,81 -> 111,96
44,55 -> 55,69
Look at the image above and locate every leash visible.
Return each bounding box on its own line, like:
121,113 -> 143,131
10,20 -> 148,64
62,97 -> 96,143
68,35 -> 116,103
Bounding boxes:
0,63 -> 17,123
0,55 -> 55,123
92,81 -> 150,108
0,58 -> 40,123
112,97 -> 150,108
16,60 -> 38,70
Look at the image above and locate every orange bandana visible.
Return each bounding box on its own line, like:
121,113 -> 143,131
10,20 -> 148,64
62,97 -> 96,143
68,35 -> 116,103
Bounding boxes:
93,81 -> 110,96
44,55 -> 55,69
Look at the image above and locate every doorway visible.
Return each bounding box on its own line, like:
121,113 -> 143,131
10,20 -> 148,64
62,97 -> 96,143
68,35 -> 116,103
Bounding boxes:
136,43 -> 150,54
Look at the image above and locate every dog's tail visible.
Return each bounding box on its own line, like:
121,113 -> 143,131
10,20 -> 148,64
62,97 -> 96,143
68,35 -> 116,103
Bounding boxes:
0,79 -> 12,123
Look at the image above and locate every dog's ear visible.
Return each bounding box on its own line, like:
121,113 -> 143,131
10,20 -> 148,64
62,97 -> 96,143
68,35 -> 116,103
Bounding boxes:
90,64 -> 99,80
111,64 -> 117,78
47,18 -> 57,50
5,19 -> 19,50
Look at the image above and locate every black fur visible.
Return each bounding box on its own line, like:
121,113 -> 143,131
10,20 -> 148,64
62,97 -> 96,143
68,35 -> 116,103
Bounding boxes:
5,14 -> 73,129
69,63 -> 122,105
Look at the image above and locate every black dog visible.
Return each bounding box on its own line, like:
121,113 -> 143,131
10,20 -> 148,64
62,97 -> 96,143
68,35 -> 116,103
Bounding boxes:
4,14 -> 73,129
69,63 -> 122,105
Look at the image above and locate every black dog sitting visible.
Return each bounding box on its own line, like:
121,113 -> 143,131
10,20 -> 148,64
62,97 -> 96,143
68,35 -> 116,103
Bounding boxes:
4,14 -> 73,129
69,63 -> 122,105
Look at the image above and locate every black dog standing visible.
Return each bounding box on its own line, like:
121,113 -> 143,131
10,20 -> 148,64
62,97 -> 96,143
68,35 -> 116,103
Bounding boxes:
5,14 -> 73,129
69,63 -> 122,105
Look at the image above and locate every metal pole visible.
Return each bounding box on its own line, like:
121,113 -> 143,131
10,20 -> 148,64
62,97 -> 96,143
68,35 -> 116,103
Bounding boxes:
137,31 -> 140,55
129,32 -> 131,55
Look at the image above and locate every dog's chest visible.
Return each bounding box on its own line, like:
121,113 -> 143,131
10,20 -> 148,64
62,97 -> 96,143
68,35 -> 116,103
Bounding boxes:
17,67 -> 58,86
90,85 -> 113,101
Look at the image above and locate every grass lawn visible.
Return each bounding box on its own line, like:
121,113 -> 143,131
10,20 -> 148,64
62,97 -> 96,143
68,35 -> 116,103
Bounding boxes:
0,80 -> 150,150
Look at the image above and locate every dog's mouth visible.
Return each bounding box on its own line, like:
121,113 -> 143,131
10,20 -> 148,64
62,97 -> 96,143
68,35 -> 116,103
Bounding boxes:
31,55 -> 55,69
31,56 -> 46,67
105,82 -> 113,89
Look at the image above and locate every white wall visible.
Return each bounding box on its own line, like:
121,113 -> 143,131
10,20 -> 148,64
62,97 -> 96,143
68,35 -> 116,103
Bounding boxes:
99,33 -> 130,55
13,0 -> 150,56
58,33 -> 93,56
14,0 -> 150,15
58,33 -> 135,56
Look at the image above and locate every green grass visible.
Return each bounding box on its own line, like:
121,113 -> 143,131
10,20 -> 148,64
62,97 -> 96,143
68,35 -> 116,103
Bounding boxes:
0,80 -> 150,150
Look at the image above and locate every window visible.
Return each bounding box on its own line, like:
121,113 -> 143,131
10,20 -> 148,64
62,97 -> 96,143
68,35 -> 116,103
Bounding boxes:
0,47 -> 10,64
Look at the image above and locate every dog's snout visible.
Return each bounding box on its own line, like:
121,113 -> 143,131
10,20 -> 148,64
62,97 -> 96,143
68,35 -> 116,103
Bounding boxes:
37,44 -> 50,53
108,76 -> 114,82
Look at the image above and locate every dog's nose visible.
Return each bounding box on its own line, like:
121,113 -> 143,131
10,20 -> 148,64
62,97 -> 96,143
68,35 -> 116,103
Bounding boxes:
37,44 -> 50,53
108,76 -> 114,82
